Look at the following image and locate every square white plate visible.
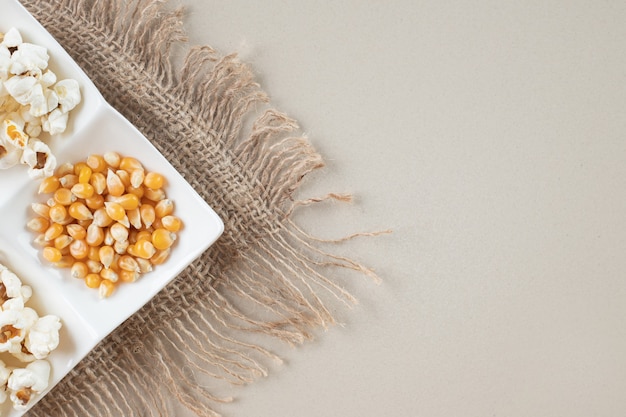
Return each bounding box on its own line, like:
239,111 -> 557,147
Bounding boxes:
0,1 -> 224,415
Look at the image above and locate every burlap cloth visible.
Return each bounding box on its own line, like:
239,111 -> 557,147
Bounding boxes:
18,0 -> 381,416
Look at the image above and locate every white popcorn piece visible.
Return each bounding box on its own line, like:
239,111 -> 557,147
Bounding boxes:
39,70 -> 56,88
7,360 -> 51,410
0,360 -> 11,405
0,139 -> 21,169
3,74 -> 38,106
26,83 -> 47,117
21,138 -> 56,179
0,307 -> 38,352
23,315 -> 61,360
10,43 -> 49,76
2,28 -> 23,48
53,79 -> 81,113
0,52 -> 11,80
1,118 -> 28,150
41,108 -> 67,135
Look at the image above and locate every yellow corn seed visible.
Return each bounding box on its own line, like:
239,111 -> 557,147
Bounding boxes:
139,204 -> 155,228
135,230 -> 152,243
44,223 -> 64,241
69,239 -> 89,259
92,207 -> 113,228
103,151 -> 121,168
161,215 -> 182,232
73,162 -> 88,176
85,273 -> 102,289
87,259 -> 103,273
78,165 -> 92,184
55,255 -> 76,268
87,246 -> 101,262
71,262 -> 88,279
99,279 -> 116,298
143,187 -> 165,201
151,228 -> 176,250
114,239 -> 129,255
143,172 -> 165,190
86,154 -> 106,172
71,183 -> 94,199
119,269 -> 139,283
89,172 -> 106,195
106,169 -> 124,196
154,199 -> 174,218
126,185 -> 144,199
27,217 -> 49,233
99,246 -> 115,269
116,169 -> 131,188
66,224 -> 87,240
119,156 -> 143,172
38,176 -> 60,194
42,246 -> 62,263
129,240 -> 156,259
103,228 -> 114,246
110,222 -> 129,242
118,193 -> 140,210
85,194 -> 104,211
100,268 -> 119,283
68,202 -> 93,221
127,207 -> 142,229
31,202 -> 51,218
135,257 -> 153,274
150,248 -> 170,265
104,202 -> 125,221
130,169 -> 144,188
48,204 -> 67,224
86,224 -> 104,247
59,174 -> 78,189
118,255 -> 139,272
54,234 -> 73,250
54,188 -> 75,206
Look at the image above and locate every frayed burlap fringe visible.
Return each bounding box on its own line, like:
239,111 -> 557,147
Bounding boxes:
20,0 -> 383,416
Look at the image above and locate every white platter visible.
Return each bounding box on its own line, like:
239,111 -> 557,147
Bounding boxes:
0,1 -> 224,415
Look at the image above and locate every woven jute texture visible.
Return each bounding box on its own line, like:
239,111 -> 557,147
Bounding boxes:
18,0 -> 380,416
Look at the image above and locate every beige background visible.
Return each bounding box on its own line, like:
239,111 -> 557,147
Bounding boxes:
179,1 -> 626,416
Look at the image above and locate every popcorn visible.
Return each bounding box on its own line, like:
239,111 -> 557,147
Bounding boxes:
0,27 -> 81,178
23,315 -> 61,360
7,360 -> 51,410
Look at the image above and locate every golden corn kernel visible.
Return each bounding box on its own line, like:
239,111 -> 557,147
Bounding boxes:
42,246 -> 62,263
151,228 -> 176,250
59,174 -> 78,189
154,199 -> 174,218
85,194 -> 105,211
86,154 -> 107,172
100,268 -> 119,283
99,246 -> 115,269
143,187 -> 165,201
116,169 -> 131,188
150,248 -> 170,265
139,204 -> 155,229
104,202 -> 125,221
54,234 -> 73,250
86,224 -> 104,247
87,259 -> 103,274
87,246 -> 101,262
119,269 -> 139,283
64,225 -> 85,241
68,202 -> 93,221
103,228 -> 114,246
161,215 -> 182,232
103,151 -> 121,169
110,222 -> 129,242
92,207 -> 113,228
143,172 -> 165,190
73,162 -> 88,176
135,257 -> 153,274
69,239 -> 89,260
55,255 -> 76,268
126,185 -> 144,199
48,204 -> 68,224
118,214 -> 130,228
118,255 -> 140,272
56,162 -> 74,176
27,217 -> 49,233
109,193 -> 140,211
89,172 -> 106,195
78,165 -> 92,184
99,279 -> 115,298
106,169 -> 124,197
54,188 -> 76,206
119,156 -> 143,172
127,207 -> 142,229
71,262 -> 88,279
130,169 -> 144,189
38,176 -> 60,194
85,273 -> 102,289
31,202 -> 51,218
135,230 -> 152,243
44,223 -> 64,241
113,239 -> 129,255
71,183 -> 94,199
129,240 -> 156,259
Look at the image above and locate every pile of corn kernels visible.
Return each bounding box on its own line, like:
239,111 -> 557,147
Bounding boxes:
26,152 -> 182,298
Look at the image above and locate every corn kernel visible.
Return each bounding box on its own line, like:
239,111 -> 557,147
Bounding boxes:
71,183 -> 94,199
154,199 -> 174,218
65,224 -> 87,240
103,151 -> 121,169
56,162 -> 74,176
54,234 -> 73,250
86,154 -> 107,172
78,165 -> 92,184
33,234 -> 47,247
99,246 -> 115,269
110,193 -> 140,211
119,269 -> 139,283
69,239 -> 89,260
68,202 -> 93,221
119,156 -> 143,172
144,172 -> 165,190
100,268 -> 119,283
85,273 -> 102,289
99,279 -> 115,298
92,207 -> 113,227
139,204 -> 155,229
130,169 -> 144,188
59,174 -> 78,189
127,207 -> 142,229
106,169 -> 124,197
110,222 -> 129,242
89,172 -> 106,195
71,262 -> 88,279
44,223 -> 64,241
151,228 -> 176,250
27,217 -> 49,233
113,239 -> 129,255
135,257 -> 153,274
143,187 -> 165,201
55,255 -> 76,268
104,202 -> 125,221
85,193 -> 105,210
116,169 -> 131,188
87,259 -> 103,273
87,246 -> 101,262
86,224 -> 104,247
73,162 -> 88,176
129,240 -> 156,259
42,246 -> 62,263
161,215 -> 182,232
54,188 -> 76,206
31,202 -> 51,218
150,248 -> 170,265
48,204 -> 68,224
126,185 -> 144,199
38,176 -> 60,194
135,230 -> 152,243
118,255 -> 139,272
103,228 -> 114,246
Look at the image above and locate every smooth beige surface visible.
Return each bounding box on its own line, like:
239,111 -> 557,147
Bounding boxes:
180,1 -> 626,416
